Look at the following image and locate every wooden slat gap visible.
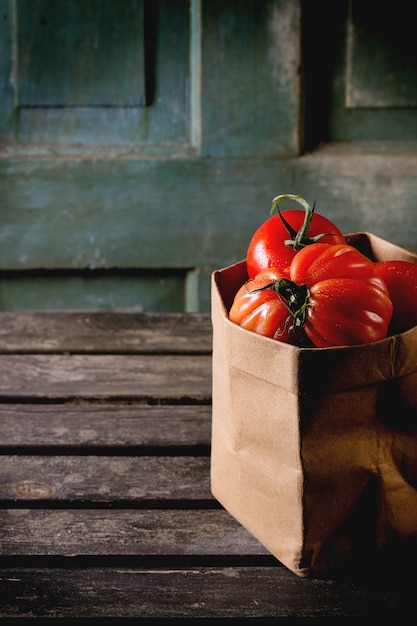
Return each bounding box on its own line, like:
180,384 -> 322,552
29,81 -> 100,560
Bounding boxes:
0,396 -> 212,406
0,445 -> 211,457
0,500 -> 221,511
0,554 -> 279,569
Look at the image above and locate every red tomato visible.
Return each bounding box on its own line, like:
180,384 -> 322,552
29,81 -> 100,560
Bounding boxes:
288,243 -> 393,347
303,277 -> 393,348
290,242 -> 376,286
230,243 -> 393,348
246,194 -> 346,278
228,268 -> 293,342
373,260 -> 417,333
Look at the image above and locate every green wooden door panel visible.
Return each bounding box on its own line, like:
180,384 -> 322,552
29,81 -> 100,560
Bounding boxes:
2,154 -> 417,267
1,0 -> 417,312
346,2 -> 417,108
201,0 -> 301,158
18,0 -> 146,106
0,0 -> 301,154
0,272 -> 186,312
0,0 -> 13,137
0,158 -> 290,271
2,151 -> 417,312
0,0 -> 190,147
303,0 -> 417,145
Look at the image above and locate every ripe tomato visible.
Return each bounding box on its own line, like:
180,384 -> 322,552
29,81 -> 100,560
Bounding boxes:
373,260 -> 417,333
287,243 -> 393,347
230,242 -> 393,348
246,194 -> 346,278
228,268 -> 293,342
290,242 -> 376,286
303,277 -> 393,348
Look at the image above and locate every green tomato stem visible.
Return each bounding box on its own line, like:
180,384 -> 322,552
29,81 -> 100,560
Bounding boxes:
245,277 -> 310,330
270,193 -> 335,250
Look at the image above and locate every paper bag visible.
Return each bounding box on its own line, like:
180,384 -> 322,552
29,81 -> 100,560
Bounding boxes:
210,233 -> 417,577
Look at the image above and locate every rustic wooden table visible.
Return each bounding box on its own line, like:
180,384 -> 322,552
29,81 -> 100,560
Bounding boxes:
0,311 -> 415,620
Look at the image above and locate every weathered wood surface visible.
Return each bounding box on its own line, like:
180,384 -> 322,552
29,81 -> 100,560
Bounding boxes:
0,509 -> 267,556
0,403 -> 212,447
1,565 -> 414,619
0,311 -> 212,353
0,311 -> 415,619
0,353 -> 211,400
0,455 -> 212,502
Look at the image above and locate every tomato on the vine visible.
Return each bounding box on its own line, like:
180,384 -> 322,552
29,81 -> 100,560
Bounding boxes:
301,276 -> 393,348
228,268 -> 292,343
289,241 -> 377,286
287,243 -> 393,347
373,260 -> 417,333
230,242 -> 393,348
246,194 -> 346,278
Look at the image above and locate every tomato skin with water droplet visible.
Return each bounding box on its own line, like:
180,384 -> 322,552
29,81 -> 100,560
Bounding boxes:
373,260 -> 417,333
304,276 -> 393,348
290,243 -> 393,347
247,210 -> 346,278
231,242 -> 394,348
228,268 -> 292,343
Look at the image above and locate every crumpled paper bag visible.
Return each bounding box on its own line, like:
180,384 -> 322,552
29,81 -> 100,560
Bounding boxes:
210,233 -> 417,576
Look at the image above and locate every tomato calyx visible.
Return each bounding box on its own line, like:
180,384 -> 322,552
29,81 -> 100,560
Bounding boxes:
245,277 -> 310,333
271,194 -> 339,251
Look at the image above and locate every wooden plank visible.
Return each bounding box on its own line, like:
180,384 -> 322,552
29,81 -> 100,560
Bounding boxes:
0,509 -> 267,556
0,404 -> 212,447
0,455 -> 212,502
0,273 -> 188,313
0,354 -> 212,400
2,154 -> 417,313
0,312 -> 212,354
0,158 -> 279,270
0,308 -> 414,619
0,565 -> 414,618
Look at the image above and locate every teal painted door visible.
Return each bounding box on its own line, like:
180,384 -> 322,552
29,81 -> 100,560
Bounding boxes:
1,0 -> 417,311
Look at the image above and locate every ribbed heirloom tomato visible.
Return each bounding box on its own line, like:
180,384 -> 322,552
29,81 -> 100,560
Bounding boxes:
246,194 -> 346,278
373,260 -> 417,333
228,268 -> 292,343
286,242 -> 393,347
301,276 -> 393,347
290,241 -> 380,285
230,242 -> 394,348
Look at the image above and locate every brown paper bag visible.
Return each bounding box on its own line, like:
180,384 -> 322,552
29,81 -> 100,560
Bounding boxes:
210,233 -> 417,577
